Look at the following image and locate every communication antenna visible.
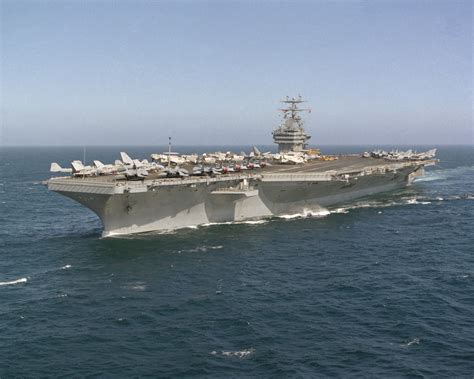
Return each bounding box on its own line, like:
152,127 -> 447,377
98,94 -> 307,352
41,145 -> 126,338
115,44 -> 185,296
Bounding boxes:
83,146 -> 86,179
168,136 -> 171,168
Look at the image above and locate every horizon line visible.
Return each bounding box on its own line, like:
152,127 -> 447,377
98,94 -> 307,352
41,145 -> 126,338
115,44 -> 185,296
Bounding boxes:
0,143 -> 472,148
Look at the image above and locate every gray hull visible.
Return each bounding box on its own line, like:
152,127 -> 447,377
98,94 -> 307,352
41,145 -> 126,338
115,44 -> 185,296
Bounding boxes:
50,166 -> 421,236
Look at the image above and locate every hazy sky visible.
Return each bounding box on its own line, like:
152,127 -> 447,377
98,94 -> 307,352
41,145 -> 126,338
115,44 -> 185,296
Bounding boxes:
1,0 -> 472,146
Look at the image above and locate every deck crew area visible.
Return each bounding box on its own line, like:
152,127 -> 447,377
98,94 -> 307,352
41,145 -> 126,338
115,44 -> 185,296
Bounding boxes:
48,155 -> 435,187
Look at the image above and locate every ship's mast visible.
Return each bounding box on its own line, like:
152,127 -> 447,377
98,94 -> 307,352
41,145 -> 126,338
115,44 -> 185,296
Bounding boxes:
168,136 -> 172,168
279,95 -> 311,125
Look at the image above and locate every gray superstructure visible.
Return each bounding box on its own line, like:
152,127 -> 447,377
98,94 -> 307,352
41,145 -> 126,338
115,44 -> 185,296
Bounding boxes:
46,97 -> 437,236
273,96 -> 311,152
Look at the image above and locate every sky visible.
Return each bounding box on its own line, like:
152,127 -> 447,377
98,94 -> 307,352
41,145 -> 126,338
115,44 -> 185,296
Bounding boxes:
0,0 -> 472,146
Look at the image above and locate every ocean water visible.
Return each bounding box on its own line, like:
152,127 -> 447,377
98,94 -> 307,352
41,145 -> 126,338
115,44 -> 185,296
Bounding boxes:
0,145 -> 473,377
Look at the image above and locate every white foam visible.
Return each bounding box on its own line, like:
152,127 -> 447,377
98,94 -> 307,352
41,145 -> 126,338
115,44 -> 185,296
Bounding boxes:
414,175 -> 444,182
122,282 -> 147,291
279,208 -> 331,220
212,348 -> 255,358
179,245 -> 224,253
0,277 -> 27,286
278,213 -> 302,220
331,208 -> 349,214
343,201 -> 390,210
405,198 -> 431,205
104,229 -> 179,238
237,220 -> 268,225
406,338 -> 420,346
335,195 -> 436,213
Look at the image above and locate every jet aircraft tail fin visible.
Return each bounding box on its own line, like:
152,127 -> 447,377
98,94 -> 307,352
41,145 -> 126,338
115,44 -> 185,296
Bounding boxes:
120,152 -> 134,166
71,160 -> 85,172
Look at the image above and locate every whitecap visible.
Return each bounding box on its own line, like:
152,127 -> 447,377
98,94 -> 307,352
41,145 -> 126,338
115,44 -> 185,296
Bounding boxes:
213,348 -> 255,358
179,245 -> 224,253
122,282 -> 147,291
0,277 -> 27,286
406,338 -> 420,346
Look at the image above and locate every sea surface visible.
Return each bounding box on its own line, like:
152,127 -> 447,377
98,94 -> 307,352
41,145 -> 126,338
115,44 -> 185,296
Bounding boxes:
0,145 -> 473,377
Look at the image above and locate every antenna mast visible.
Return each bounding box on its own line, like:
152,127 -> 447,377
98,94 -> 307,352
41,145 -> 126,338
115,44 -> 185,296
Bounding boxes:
83,146 -> 86,179
168,137 -> 171,168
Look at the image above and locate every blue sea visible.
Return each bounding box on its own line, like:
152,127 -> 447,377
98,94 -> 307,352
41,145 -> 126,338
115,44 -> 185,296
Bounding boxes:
0,145 -> 473,377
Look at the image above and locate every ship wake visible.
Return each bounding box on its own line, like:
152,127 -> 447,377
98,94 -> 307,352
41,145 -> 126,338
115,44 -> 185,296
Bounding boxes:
277,208 -> 331,219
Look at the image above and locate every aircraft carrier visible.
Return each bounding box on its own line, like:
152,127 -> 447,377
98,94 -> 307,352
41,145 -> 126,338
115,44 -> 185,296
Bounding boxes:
46,96 -> 437,236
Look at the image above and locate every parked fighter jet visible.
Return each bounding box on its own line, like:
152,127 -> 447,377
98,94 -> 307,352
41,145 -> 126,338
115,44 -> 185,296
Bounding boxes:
70,161 -> 97,176
50,160 -> 97,176
221,166 -> 236,174
182,154 -> 199,164
93,160 -> 119,175
50,162 -> 73,173
369,148 -> 437,161
120,152 -> 165,173
278,153 -> 306,164
151,152 -> 186,166
414,148 -> 437,160
165,166 -> 189,177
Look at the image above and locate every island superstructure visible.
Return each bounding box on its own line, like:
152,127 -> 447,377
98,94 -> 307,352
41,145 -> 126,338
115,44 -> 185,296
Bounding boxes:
46,96 -> 437,236
273,95 -> 311,152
